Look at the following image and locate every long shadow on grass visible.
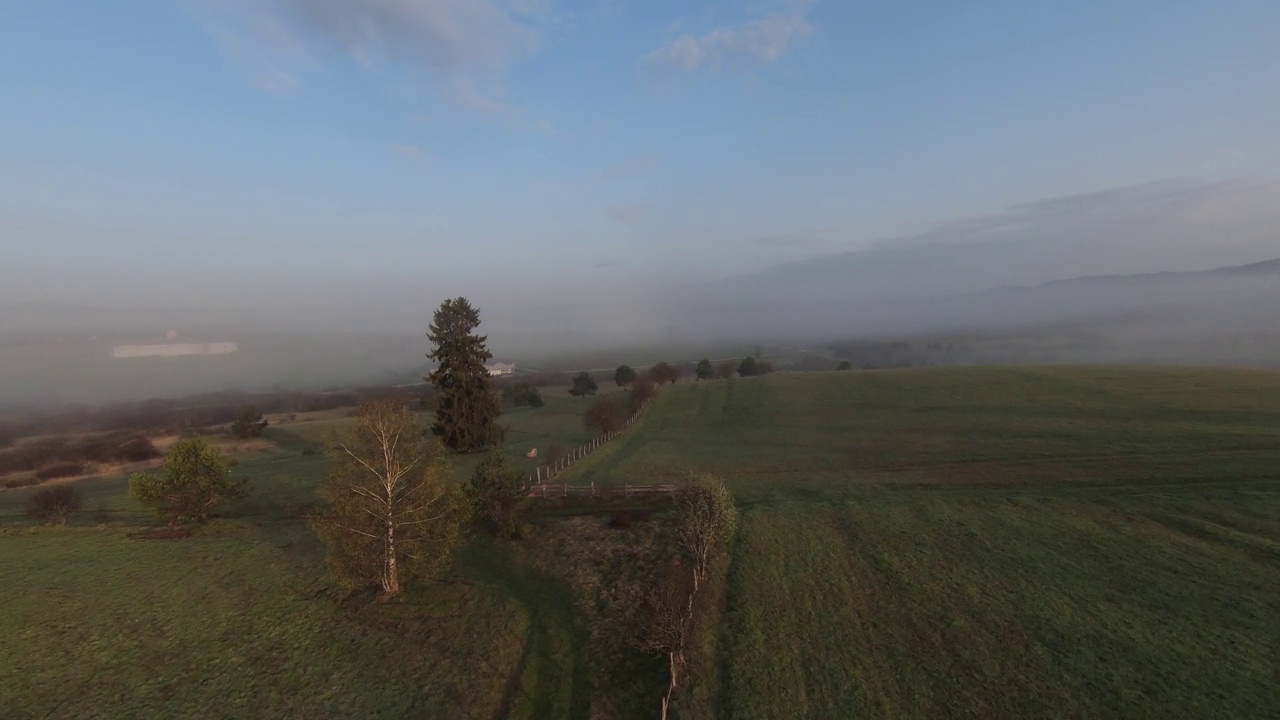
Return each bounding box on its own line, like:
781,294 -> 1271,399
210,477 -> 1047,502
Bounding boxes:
461,541 -> 591,720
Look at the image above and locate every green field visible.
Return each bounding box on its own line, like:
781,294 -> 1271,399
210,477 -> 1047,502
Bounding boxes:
570,367 -> 1280,718
3,367 -> 1280,719
0,393 -> 610,720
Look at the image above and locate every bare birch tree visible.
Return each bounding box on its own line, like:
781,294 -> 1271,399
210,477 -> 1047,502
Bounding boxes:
310,398 -> 465,597
634,559 -> 696,720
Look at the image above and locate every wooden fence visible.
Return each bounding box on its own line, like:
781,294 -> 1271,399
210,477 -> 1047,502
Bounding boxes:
526,482 -> 676,499
522,400 -> 649,487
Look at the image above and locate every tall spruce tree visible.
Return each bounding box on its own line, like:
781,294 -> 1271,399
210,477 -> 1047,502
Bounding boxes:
426,297 -> 505,452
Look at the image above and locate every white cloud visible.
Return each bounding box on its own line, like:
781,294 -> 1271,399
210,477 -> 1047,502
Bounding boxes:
644,4 -> 814,74
193,0 -> 556,112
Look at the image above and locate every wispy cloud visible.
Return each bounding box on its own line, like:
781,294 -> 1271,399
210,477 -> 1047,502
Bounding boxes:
644,1 -> 815,75
390,143 -> 425,160
192,0 -> 560,112
598,154 -> 660,182
607,203 -> 650,225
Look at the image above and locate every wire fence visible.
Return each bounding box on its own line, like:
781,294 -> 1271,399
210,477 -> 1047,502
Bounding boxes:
523,400 -> 649,489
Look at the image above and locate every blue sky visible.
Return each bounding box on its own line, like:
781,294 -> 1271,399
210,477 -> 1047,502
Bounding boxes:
3,0 -> 1279,314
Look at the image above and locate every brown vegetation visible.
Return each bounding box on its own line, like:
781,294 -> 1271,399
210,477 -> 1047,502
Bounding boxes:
0,431 -> 159,477
27,485 -> 82,526
584,397 -> 628,435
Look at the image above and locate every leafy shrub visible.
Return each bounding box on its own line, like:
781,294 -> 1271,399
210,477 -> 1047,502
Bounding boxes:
569,372 -> 599,397
28,486 -> 82,526
129,438 -> 247,526
464,452 -> 528,539
35,462 -> 85,481
230,405 -> 266,439
502,382 -> 544,408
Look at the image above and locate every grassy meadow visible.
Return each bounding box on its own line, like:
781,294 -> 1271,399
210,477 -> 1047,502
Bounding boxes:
3,366 -> 1280,719
0,392 -> 612,720
568,367 -> 1280,719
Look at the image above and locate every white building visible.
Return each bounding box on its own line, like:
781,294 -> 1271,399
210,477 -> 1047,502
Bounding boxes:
111,342 -> 239,359
486,362 -> 515,377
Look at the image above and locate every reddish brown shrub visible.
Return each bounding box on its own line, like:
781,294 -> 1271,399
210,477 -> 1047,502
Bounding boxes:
28,485 -> 82,525
35,462 -> 85,481
608,509 -> 654,529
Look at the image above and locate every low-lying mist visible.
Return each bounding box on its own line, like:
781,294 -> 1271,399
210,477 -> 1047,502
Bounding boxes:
4,178 -> 1280,410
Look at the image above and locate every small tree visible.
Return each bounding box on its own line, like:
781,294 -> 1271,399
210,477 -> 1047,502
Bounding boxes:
584,397 -> 628,435
569,371 -> 599,397
757,360 -> 776,375
715,361 -> 735,379
634,559 -> 696,720
230,405 -> 266,439
28,486 -> 81,526
464,451 -> 527,539
673,473 -> 738,587
628,374 -> 657,412
694,359 -> 714,381
649,361 -> 679,385
837,360 -> 852,371
129,439 -> 247,526
737,356 -> 759,377
615,364 -> 637,387
310,399 -> 464,597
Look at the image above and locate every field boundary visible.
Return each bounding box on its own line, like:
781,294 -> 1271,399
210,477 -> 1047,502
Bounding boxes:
526,482 -> 676,499
523,400 -> 649,487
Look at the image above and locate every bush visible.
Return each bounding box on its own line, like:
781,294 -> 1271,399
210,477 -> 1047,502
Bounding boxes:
230,405 -> 266,439
628,375 -> 657,412
649,361 -> 680,385
464,452 -> 528,539
503,382 -> 544,408
608,509 -> 653,529
35,462 -> 85,481
716,361 -> 735,379
585,398 -> 628,435
4,475 -> 40,489
615,365 -> 637,387
569,372 -> 599,397
0,431 -> 158,476
129,438 -> 247,526
695,359 -> 714,381
28,486 -> 82,526
837,360 -> 852,370
115,436 -> 160,463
